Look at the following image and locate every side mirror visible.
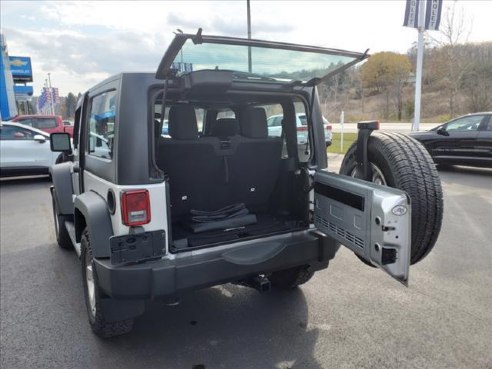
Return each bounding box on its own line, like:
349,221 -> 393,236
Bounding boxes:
436,127 -> 449,136
50,132 -> 72,152
33,134 -> 47,143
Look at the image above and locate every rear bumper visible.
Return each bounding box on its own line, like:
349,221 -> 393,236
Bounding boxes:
94,231 -> 339,300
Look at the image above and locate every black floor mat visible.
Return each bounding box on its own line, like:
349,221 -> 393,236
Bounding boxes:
172,213 -> 304,249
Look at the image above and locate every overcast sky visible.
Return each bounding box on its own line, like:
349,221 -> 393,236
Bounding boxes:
1,0 -> 491,96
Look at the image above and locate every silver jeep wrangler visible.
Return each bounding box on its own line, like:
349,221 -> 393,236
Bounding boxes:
49,30 -> 443,338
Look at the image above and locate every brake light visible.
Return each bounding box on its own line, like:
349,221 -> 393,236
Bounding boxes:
325,124 -> 332,130
297,126 -> 308,131
121,190 -> 151,226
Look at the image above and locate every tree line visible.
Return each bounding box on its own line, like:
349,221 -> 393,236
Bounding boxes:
318,40 -> 492,123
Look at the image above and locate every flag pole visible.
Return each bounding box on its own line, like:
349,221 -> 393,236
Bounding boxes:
48,72 -> 55,115
412,0 -> 426,132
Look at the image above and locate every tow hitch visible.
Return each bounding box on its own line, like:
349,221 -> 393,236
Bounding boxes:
240,275 -> 271,293
354,120 -> 380,181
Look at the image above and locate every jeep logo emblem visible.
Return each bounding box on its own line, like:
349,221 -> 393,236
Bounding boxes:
392,205 -> 408,216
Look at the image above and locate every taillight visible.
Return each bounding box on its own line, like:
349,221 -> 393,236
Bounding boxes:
326,124 -> 332,130
297,126 -> 308,131
121,190 -> 151,226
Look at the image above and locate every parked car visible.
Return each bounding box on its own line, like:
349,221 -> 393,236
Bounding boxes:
12,115 -> 74,138
267,113 -> 332,147
0,122 -> 61,177
161,119 -> 169,135
408,112 -> 492,167
49,30 -> 442,338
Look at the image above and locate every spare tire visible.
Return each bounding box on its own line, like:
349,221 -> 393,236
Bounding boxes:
339,132 -> 443,265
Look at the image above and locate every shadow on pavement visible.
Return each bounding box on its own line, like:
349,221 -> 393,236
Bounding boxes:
1,243 -> 323,369
104,286 -> 322,369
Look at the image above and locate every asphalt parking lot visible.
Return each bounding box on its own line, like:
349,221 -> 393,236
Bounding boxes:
1,161 -> 491,369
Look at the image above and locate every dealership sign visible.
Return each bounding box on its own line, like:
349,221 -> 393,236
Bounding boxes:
425,0 -> 444,30
9,56 -> 33,82
403,0 -> 420,28
403,0 -> 443,30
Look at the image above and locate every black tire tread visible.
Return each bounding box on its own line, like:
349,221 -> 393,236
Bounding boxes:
270,266 -> 315,290
52,192 -> 72,249
81,230 -> 134,338
340,132 -> 443,265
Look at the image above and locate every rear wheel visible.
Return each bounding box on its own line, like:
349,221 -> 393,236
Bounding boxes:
51,191 -> 72,249
270,266 -> 315,290
339,132 -> 443,265
81,229 -> 134,338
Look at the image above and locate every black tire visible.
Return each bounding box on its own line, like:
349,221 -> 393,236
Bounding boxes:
81,229 -> 134,338
51,191 -> 72,249
339,132 -> 443,265
270,266 -> 315,290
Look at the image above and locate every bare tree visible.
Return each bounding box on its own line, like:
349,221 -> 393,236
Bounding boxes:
431,1 -> 472,116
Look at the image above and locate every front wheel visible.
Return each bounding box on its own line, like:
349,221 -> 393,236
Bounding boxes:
340,132 -> 443,265
81,229 -> 133,338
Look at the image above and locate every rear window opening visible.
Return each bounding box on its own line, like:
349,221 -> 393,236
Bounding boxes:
152,89 -> 313,252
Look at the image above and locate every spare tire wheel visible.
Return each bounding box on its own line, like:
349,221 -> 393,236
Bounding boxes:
339,132 -> 443,265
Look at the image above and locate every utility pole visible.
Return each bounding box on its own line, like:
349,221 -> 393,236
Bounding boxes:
412,1 -> 426,132
247,0 -> 252,73
47,72 -> 55,115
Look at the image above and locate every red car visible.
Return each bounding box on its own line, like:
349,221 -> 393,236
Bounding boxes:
11,115 -> 74,137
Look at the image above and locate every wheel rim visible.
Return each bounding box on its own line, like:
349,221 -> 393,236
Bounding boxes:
85,254 -> 96,317
350,163 -> 387,186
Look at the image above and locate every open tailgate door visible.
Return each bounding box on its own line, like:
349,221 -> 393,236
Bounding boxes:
314,171 -> 411,285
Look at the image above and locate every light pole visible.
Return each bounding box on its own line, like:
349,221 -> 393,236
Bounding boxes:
247,0 -> 252,73
412,1 -> 426,132
47,72 -> 55,115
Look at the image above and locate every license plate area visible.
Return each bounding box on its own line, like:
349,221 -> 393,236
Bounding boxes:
110,230 -> 166,265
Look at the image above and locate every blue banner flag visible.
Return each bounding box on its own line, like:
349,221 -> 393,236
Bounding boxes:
403,0 -> 420,29
425,0 -> 443,31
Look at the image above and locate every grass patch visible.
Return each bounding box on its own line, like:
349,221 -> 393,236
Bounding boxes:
328,132 -> 357,154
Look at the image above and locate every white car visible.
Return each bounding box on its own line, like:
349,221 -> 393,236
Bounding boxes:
267,113 -> 332,147
0,122 -> 61,177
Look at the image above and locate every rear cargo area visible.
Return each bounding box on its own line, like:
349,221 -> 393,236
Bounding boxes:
155,103 -> 310,251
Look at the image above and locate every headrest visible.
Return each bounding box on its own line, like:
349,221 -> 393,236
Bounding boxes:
168,105 -> 198,140
240,107 -> 268,138
211,118 -> 239,138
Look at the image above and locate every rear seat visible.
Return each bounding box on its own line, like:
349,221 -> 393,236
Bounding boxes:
157,105 -> 224,217
157,105 -> 282,220
210,118 -> 239,139
229,107 -> 283,210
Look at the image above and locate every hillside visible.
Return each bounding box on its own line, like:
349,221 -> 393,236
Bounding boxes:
319,41 -> 492,123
